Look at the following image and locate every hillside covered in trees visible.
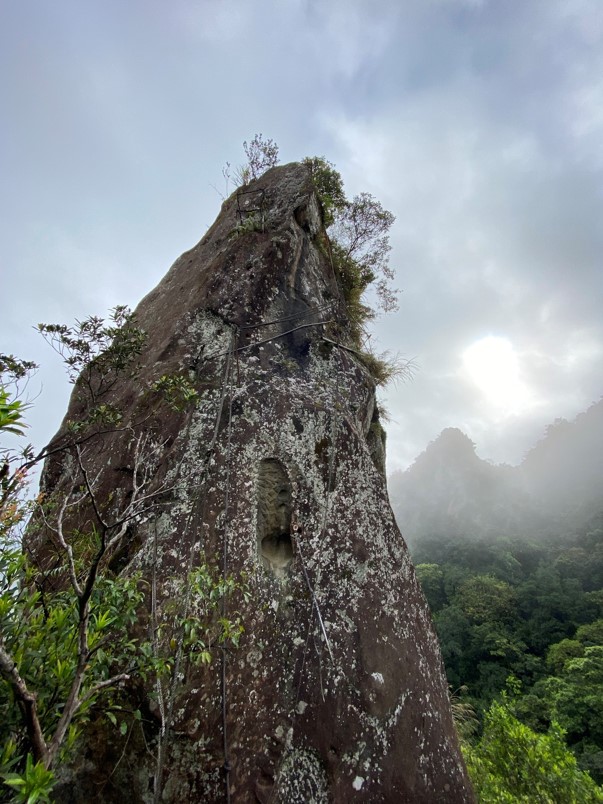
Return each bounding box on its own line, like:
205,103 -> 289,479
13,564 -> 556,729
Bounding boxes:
389,401 -> 603,789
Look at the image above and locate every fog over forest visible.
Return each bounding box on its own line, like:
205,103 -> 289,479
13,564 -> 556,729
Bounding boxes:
387,397 -> 603,789
388,397 -> 603,547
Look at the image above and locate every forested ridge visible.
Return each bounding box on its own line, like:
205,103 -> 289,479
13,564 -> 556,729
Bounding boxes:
389,401 -> 603,798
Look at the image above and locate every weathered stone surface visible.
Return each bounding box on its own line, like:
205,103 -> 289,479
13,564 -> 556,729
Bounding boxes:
39,163 -> 473,801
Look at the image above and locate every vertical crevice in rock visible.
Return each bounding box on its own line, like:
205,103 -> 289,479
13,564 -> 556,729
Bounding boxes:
257,458 -> 293,577
366,405 -> 387,478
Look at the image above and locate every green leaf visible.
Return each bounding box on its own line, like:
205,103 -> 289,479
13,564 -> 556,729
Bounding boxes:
3,775 -> 27,789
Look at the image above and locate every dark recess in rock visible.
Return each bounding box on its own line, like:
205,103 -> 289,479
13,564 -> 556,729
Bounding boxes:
257,458 -> 294,576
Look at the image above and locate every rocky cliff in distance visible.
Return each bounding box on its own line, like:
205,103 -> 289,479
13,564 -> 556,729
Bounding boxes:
36,163 -> 472,802
388,428 -> 541,548
389,403 -> 603,549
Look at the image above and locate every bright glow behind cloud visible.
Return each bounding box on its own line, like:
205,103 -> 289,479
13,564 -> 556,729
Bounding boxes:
462,336 -> 536,416
1,0 -> 602,472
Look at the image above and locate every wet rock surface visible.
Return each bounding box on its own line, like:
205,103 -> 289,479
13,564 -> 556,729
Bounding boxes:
39,163 -> 473,802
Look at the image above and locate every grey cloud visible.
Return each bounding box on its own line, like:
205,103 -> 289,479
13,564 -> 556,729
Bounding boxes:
1,0 -> 602,476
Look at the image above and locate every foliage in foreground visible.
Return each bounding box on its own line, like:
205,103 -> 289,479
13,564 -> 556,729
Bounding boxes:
464,687 -> 603,802
414,524 -> 603,781
0,313 -> 245,802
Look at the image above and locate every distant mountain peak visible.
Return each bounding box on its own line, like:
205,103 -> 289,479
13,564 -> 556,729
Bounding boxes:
388,399 -> 603,548
434,427 -> 477,453
409,427 -> 479,473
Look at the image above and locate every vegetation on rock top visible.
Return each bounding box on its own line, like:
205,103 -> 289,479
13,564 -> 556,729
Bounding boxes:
225,135 -> 411,387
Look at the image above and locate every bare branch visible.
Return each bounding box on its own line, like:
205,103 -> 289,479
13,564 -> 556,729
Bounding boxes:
39,488 -> 83,598
79,673 -> 130,706
0,641 -> 49,766
75,445 -> 109,531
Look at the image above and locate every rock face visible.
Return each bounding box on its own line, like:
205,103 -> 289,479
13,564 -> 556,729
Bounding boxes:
39,163 -> 473,801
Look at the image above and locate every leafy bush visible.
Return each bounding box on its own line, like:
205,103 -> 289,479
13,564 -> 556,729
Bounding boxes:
302,157 -> 346,227
0,311 -> 246,801
225,133 -> 280,188
305,157 -> 398,325
464,689 -> 603,802
302,155 -> 404,384
1,753 -> 54,803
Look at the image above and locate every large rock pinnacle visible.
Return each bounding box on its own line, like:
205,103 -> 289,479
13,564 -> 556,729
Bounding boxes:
39,163 -> 473,801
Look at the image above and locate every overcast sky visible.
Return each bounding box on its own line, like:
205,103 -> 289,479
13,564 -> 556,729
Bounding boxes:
2,0 -> 602,474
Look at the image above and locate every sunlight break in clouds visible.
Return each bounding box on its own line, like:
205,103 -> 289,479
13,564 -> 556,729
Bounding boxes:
462,336 -> 536,416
